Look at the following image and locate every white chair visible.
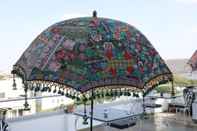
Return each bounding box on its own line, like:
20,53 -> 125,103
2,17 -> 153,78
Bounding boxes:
176,89 -> 195,116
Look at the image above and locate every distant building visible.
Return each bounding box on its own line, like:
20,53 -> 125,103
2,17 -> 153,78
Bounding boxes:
0,77 -> 73,118
188,50 -> 197,72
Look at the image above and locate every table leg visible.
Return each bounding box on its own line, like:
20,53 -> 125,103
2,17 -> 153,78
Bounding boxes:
74,116 -> 79,131
104,122 -> 111,131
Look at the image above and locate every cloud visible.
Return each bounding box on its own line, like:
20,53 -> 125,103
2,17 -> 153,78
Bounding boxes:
191,28 -> 197,34
175,0 -> 197,4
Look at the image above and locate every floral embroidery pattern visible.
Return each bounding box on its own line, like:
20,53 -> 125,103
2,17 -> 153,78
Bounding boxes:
14,17 -> 172,93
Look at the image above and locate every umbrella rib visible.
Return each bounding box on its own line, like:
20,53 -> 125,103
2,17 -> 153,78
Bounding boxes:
41,36 -> 65,70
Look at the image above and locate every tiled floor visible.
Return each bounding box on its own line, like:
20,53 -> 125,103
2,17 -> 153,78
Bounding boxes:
80,113 -> 197,131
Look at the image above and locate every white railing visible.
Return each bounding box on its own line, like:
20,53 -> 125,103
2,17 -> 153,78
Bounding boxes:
0,96 -> 179,131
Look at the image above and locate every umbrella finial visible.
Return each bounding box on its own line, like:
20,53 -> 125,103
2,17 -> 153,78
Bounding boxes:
93,10 -> 97,18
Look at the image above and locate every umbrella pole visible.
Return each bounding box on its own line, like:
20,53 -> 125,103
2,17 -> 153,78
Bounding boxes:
142,93 -> 145,115
90,88 -> 94,131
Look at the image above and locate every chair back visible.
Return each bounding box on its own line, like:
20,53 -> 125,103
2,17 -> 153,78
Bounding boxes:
183,88 -> 195,107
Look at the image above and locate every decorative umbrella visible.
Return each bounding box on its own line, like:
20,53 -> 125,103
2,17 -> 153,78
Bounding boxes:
12,11 -> 173,131
188,50 -> 197,72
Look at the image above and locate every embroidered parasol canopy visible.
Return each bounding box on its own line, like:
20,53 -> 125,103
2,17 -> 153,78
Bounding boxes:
12,12 -> 173,97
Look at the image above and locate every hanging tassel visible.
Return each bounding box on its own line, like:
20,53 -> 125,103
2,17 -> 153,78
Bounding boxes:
112,89 -> 115,97
30,84 -> 34,91
127,89 -> 131,96
72,91 -> 76,99
82,95 -> 88,103
114,89 -> 118,97
47,84 -> 51,92
53,86 -> 57,93
76,93 -> 81,102
117,88 -> 120,97
61,88 -> 65,96
41,84 -> 45,92
34,83 -> 40,92
101,88 -> 104,98
120,88 -> 123,96
65,89 -> 69,97
58,87 -> 61,95
88,91 -> 91,100
136,93 -> 139,98
106,89 -> 110,96
70,90 -> 74,99
124,88 -> 127,96
12,74 -> 17,90
96,90 -> 100,98
44,83 -> 49,92
48,87 -> 51,92
68,89 -> 72,98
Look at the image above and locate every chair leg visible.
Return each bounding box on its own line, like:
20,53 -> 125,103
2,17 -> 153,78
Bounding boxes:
187,109 -> 190,116
176,108 -> 179,114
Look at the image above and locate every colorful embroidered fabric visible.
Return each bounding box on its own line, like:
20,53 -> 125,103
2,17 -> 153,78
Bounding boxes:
13,17 -> 172,93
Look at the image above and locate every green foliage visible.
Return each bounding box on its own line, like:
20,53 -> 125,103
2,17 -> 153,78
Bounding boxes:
173,74 -> 197,87
0,75 -> 5,80
0,76 -> 3,80
155,84 -> 172,93
155,74 -> 197,94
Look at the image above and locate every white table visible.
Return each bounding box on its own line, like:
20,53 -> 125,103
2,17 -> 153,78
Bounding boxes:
74,107 -> 142,130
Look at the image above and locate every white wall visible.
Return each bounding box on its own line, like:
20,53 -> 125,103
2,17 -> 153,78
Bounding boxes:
8,111 -> 101,131
0,78 -> 23,98
9,111 -> 69,131
41,94 -> 73,111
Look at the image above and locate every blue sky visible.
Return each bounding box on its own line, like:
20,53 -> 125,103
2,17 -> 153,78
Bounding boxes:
0,0 -> 197,72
